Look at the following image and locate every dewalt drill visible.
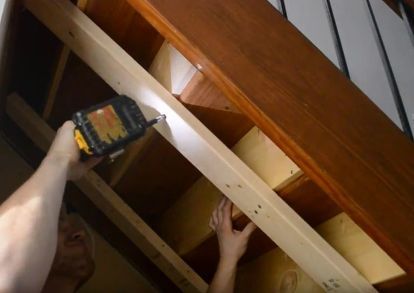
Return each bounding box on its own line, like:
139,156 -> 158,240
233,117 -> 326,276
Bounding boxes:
72,95 -> 166,160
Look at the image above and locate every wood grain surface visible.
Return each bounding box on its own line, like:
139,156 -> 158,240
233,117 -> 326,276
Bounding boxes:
128,0 -> 414,273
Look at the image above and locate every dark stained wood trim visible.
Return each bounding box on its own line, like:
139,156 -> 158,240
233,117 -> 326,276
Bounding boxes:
383,0 -> 401,14
375,274 -> 414,292
128,0 -> 414,273
405,0 -> 414,12
179,71 -> 243,114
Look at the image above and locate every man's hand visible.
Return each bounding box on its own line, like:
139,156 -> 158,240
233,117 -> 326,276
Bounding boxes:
0,121 -> 102,292
207,197 -> 256,293
47,121 -> 101,181
209,197 -> 256,266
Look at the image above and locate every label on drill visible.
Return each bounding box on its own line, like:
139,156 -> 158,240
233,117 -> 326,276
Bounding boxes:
87,105 -> 128,144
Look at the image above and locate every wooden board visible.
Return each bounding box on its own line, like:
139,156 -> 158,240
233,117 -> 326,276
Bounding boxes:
84,0 -> 163,69
237,213 -> 404,292
150,41 -> 197,95
127,0 -> 414,275
179,71 -> 242,114
182,174 -> 341,282
1,114 -> 180,292
24,0 -> 376,291
6,93 -> 208,293
157,127 -> 301,255
42,0 -> 88,120
107,41 -> 251,220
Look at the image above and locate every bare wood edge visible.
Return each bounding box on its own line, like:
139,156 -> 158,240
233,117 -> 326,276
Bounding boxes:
23,1 -> 376,291
42,0 -> 87,120
6,93 -> 208,293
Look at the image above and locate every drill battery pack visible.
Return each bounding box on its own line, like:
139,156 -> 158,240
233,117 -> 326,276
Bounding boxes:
72,95 -> 149,157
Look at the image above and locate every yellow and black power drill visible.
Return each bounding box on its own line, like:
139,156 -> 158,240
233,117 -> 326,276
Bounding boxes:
73,95 -> 166,160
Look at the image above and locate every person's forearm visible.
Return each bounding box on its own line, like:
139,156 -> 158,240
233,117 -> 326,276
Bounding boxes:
0,154 -> 70,292
208,259 -> 237,293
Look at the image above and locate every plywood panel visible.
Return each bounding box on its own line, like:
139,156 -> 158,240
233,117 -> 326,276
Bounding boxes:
237,213 -> 404,292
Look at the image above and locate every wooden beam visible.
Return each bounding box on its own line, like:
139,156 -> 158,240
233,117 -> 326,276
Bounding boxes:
6,93 -> 207,293
182,174 -> 342,281
237,213 -> 405,292
42,45 -> 71,119
108,41 -> 250,214
24,0 -> 376,291
127,0 -> 414,274
1,115 -> 180,291
157,127 -> 302,255
109,41 -> 192,187
42,0 -> 87,120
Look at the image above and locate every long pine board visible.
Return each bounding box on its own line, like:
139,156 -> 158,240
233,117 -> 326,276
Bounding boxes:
24,0 -> 375,291
127,0 -> 414,274
6,93 -> 207,293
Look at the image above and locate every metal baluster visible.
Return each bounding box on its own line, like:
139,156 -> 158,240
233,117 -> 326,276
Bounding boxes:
323,0 -> 350,78
398,0 -> 414,47
366,0 -> 413,139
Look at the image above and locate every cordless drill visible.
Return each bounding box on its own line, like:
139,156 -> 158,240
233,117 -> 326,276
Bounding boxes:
72,95 -> 166,160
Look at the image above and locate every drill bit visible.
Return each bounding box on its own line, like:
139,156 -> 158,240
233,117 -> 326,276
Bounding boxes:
146,114 -> 166,127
